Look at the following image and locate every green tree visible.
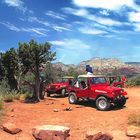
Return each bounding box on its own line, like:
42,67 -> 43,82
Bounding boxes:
2,48 -> 19,90
0,53 -> 5,80
67,67 -> 78,78
18,39 -> 56,101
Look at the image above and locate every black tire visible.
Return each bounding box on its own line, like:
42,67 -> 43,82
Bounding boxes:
68,92 -> 77,104
116,99 -> 126,107
61,89 -> 66,97
96,96 -> 111,111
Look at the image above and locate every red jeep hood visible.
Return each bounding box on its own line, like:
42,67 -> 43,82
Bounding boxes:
92,85 -> 122,92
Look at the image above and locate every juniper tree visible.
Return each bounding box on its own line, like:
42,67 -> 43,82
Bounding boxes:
18,39 -> 56,101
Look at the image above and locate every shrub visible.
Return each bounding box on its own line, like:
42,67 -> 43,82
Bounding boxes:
126,75 -> 140,87
0,97 -> 4,110
13,94 -> 20,100
0,79 -> 11,95
11,90 -> 20,100
19,92 -> 32,102
128,114 -> 140,126
0,97 -> 4,122
3,94 -> 14,102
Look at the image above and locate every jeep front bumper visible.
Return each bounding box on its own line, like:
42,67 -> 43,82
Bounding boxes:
113,95 -> 128,103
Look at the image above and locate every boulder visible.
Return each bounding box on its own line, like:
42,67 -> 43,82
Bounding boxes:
85,131 -> 113,140
53,109 -> 59,112
126,125 -> 140,138
32,125 -> 70,140
2,122 -> 22,134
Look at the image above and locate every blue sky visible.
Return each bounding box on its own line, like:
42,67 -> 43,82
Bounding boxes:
0,0 -> 140,64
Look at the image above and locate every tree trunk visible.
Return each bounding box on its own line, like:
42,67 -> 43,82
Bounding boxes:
34,73 -> 41,101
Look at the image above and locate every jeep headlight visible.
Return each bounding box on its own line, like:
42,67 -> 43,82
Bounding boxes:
112,92 -> 115,95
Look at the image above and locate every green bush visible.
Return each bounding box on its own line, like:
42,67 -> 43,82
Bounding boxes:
0,79 -> 11,95
0,80 -> 20,101
0,97 -> 4,110
0,97 -> 4,121
126,75 -> 140,87
19,92 -> 32,102
11,90 -> 20,100
3,94 -> 14,102
13,94 -> 20,100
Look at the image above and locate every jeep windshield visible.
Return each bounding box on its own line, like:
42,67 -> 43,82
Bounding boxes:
90,77 -> 107,84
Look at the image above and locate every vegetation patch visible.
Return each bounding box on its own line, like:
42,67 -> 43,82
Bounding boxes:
0,97 -> 4,122
128,114 -> 140,126
3,94 -> 14,102
126,75 -> 140,87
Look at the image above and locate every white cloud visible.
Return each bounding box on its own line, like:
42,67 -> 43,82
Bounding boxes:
0,21 -> 48,36
22,28 -> 47,36
50,39 -> 91,49
63,7 -> 123,26
133,23 -> 140,32
4,0 -> 23,7
129,11 -> 140,22
128,11 -> 140,32
63,7 -> 88,16
72,0 -> 137,11
52,25 -> 72,32
92,17 -> 122,26
27,16 -> 50,26
20,16 -> 71,32
3,0 -> 33,13
0,22 -> 20,32
51,39 -> 94,64
78,27 -> 108,35
99,10 -> 110,16
45,10 -> 67,20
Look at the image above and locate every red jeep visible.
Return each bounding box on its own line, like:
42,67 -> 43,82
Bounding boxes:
67,75 -> 128,111
45,76 -> 74,97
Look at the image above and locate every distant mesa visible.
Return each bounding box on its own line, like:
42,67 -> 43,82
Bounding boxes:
52,58 -> 140,74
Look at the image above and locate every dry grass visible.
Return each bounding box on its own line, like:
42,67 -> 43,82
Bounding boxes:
128,114 -> 140,126
3,94 -> 14,102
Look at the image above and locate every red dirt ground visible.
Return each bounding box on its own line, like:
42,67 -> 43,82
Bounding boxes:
0,87 -> 140,140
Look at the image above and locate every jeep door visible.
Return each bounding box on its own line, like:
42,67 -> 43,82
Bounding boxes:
88,77 -> 108,99
74,78 -> 89,98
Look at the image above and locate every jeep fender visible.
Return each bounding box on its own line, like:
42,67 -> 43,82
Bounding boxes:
95,94 -> 111,101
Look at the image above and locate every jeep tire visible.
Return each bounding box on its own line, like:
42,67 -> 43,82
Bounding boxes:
116,99 -> 126,107
96,96 -> 111,111
68,92 -> 77,104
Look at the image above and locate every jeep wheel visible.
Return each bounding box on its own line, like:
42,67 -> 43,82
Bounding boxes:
68,92 -> 77,104
96,96 -> 111,111
61,89 -> 66,97
116,99 -> 126,107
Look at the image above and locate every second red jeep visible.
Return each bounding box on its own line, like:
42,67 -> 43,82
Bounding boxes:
67,75 -> 128,111
45,76 -> 74,97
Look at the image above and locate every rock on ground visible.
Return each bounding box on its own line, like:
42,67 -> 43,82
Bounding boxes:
126,125 -> 140,138
2,122 -> 22,134
85,131 -> 113,140
32,125 -> 70,140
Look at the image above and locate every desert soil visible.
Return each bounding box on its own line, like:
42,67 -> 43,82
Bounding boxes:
0,87 -> 140,140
